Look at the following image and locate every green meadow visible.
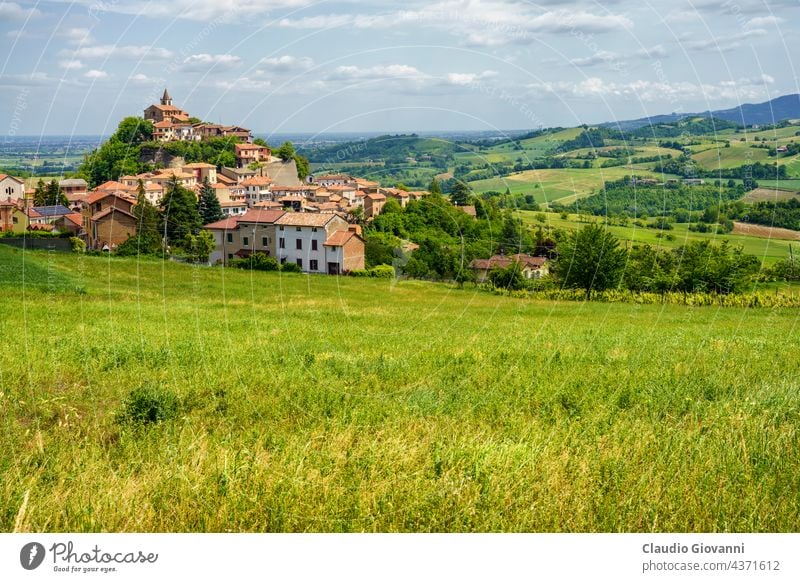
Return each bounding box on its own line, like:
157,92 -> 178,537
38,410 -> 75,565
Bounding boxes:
520,211 -> 799,265
1,245 -> 799,532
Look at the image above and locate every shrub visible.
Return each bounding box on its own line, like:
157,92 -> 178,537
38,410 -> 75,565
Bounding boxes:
117,384 -> 180,426
70,237 -> 86,253
369,265 -> 395,278
280,262 -> 302,273
230,253 -> 279,271
349,269 -> 369,277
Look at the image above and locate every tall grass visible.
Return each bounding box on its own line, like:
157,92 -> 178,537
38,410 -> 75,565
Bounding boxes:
1,246 -> 799,532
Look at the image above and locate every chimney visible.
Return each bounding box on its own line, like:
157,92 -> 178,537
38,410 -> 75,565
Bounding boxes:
348,224 -> 362,236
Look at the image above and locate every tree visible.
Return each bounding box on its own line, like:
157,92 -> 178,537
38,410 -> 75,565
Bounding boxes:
450,180 -> 472,206
43,179 -> 68,207
197,176 -> 224,225
33,179 -> 47,207
488,261 -> 527,290
160,176 -> 202,247
184,230 -> 216,264
429,178 -> 442,196
277,141 -> 296,161
115,116 -> 154,144
118,179 -> 163,256
553,223 -> 627,299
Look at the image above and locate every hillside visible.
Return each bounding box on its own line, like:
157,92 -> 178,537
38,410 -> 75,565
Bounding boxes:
2,246 -> 800,531
606,94 -> 800,130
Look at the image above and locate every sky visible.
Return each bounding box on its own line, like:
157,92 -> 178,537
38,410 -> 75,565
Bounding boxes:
1,0 -> 799,136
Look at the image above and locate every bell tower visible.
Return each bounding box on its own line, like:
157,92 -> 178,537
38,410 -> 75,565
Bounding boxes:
161,88 -> 173,107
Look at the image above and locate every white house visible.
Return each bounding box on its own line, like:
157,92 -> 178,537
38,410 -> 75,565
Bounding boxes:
0,174 -> 25,203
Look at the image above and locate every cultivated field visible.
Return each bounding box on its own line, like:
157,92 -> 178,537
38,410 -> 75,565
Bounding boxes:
741,187 -> 800,203
1,245 -> 799,532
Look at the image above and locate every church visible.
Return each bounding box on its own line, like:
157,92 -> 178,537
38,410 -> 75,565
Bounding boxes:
143,89 -> 191,124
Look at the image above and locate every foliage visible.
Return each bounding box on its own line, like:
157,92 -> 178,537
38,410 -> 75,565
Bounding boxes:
350,265 -> 395,278
277,141 -> 296,161
280,261 -> 302,273
184,230 -> 216,264
553,224 -> 627,299
229,252 -> 280,271
160,176 -> 201,247
449,180 -> 472,207
70,237 -> 87,253
117,383 -> 180,427
78,117 -> 155,187
198,176 -> 224,225
488,261 -> 528,290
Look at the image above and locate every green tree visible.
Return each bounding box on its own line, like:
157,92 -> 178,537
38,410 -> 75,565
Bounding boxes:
33,179 -> 47,207
429,178 -> 442,196
488,261 -> 527,290
160,176 -> 201,247
197,176 -> 224,225
115,116 -> 154,144
44,179 -> 68,207
294,153 -> 310,180
184,230 -> 216,264
450,180 -> 472,206
554,223 -> 627,299
277,141 -> 296,161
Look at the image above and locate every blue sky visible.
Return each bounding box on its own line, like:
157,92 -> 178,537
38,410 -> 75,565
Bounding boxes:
1,0 -> 798,136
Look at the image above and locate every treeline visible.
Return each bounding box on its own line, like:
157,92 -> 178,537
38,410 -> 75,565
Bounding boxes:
723,198 -> 800,231
488,224 -> 796,299
554,179 -> 746,220
364,182 -> 554,280
653,155 -> 788,180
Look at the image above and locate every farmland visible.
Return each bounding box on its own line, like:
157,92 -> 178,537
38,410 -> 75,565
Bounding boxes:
1,245 -> 799,532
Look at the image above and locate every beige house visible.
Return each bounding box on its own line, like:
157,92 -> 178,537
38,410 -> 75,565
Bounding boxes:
0,174 -> 25,203
469,254 -> 549,282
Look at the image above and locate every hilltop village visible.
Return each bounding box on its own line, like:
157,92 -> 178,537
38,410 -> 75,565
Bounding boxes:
2,90 -> 533,278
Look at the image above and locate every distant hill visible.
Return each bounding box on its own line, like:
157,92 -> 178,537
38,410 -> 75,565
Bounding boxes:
604,94 -> 800,130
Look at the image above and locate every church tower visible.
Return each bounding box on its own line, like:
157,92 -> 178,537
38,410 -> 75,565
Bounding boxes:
161,88 -> 173,107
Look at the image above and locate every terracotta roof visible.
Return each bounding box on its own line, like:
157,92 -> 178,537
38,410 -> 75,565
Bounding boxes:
95,180 -> 132,191
326,184 -> 355,192
92,207 -> 136,221
221,201 -> 248,207
216,174 -> 236,185
253,201 -> 282,208
204,216 -> 239,230
28,223 -> 54,232
235,143 -> 267,151
62,213 -> 83,227
237,209 -> 285,224
469,254 -> 547,271
0,174 -> 25,184
183,162 -> 216,168
276,213 -> 337,227
26,208 -> 42,218
365,193 -> 386,200
315,174 -> 351,181
324,230 -> 361,247
241,176 -> 273,186
86,190 -> 133,205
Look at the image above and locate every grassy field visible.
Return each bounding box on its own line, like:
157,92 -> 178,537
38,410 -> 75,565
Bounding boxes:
468,166 -> 678,203
1,245 -> 800,532
520,210 -> 798,265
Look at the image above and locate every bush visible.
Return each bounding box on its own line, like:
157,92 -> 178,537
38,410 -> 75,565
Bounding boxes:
349,269 -> 369,277
70,237 -> 86,253
280,261 -> 302,273
369,265 -> 395,278
117,384 -> 180,427
229,253 -> 279,271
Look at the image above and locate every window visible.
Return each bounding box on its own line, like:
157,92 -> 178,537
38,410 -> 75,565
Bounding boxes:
310,259 -> 318,271
279,238 -> 285,249
312,227 -> 318,232
279,226 -> 284,231
261,237 -> 269,247
242,236 -> 249,246
280,257 -> 286,264
296,226 -> 301,232
226,233 -> 233,243
311,239 -> 318,251
227,254 -> 233,260
12,217 -> 18,224
296,258 -> 302,269
296,239 -> 303,250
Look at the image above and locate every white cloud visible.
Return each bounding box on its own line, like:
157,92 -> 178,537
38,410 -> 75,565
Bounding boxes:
570,51 -> 621,68
129,73 -> 157,84
526,76 -> 775,102
0,72 -> 60,87
180,54 -> 242,72
278,2 -> 633,47
60,27 -> 94,45
59,60 -> 84,70
258,55 -> 314,72
66,45 -> 174,60
214,77 -> 272,91
744,16 -> 784,30
84,69 -> 109,79
331,64 -> 428,82
683,29 -> 768,53
445,70 -> 498,85
0,2 -> 41,20
58,0 -> 315,22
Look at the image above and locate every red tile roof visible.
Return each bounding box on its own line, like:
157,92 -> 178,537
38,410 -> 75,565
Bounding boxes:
63,213 -> 83,227
91,207 -> 135,221
324,230 -> 362,247
237,209 -> 285,224
204,216 -> 240,230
